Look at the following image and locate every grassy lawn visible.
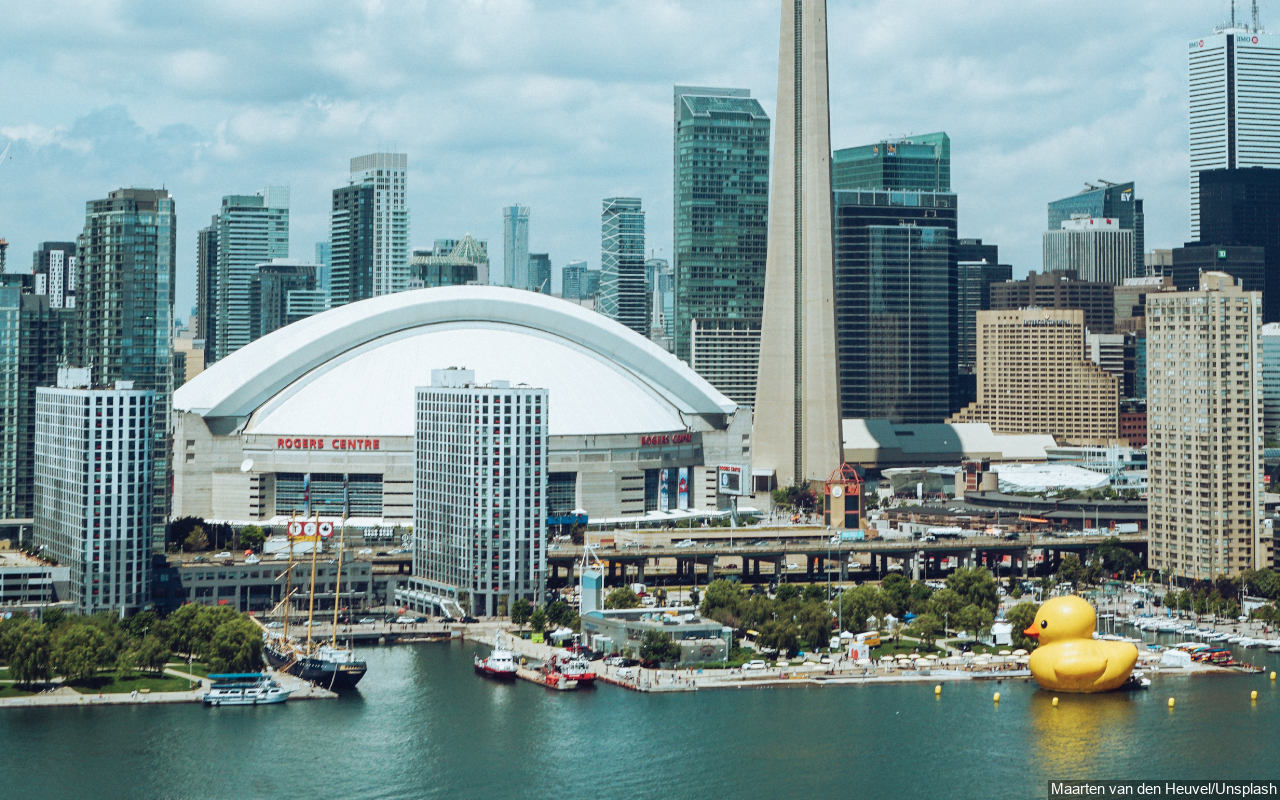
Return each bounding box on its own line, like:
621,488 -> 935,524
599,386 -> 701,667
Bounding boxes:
68,671 -> 195,694
0,666 -> 10,679
166,660 -> 211,677
0,685 -> 35,698
871,638 -> 943,658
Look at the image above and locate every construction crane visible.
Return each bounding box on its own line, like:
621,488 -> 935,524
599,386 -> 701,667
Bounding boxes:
0,142 -> 11,271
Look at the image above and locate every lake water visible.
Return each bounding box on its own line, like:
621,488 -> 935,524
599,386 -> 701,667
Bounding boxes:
3,637 -> 1278,799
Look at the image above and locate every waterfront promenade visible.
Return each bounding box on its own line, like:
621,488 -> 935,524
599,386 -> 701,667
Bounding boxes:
0,667 -> 333,708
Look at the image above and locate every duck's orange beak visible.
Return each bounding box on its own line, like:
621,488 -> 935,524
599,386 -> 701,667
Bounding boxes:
1023,624 -> 1039,638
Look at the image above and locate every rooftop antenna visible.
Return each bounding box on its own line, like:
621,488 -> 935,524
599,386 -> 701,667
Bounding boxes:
1254,0 -> 1261,32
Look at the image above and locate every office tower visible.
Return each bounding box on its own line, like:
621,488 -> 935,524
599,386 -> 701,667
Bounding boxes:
753,0 -> 842,488
562,260 -> 588,300
584,268 -> 601,299
1264,323 -> 1280,443
331,154 -> 408,305
76,187 -> 175,543
600,197 -> 647,335
672,85 -> 770,402
314,241 -> 332,294
956,259 -> 1013,376
989,270 -> 1115,334
409,235 -> 489,288
196,220 -> 218,345
251,260 -> 319,340
1146,249 -> 1174,277
956,238 -> 999,265
833,188 -> 957,423
644,257 -> 673,338
34,368 -> 154,614
1047,181 -> 1144,275
502,205 -> 531,290
413,368 -> 546,617
1171,243 -> 1264,296
529,253 -> 552,294
1188,23 -> 1280,239
1043,217 -> 1135,284
831,132 -> 950,192
32,242 -> 77,309
1114,276 -> 1176,324
949,308 -> 1119,443
1198,167 -> 1280,321
210,188 -> 289,363
1147,272 -> 1264,578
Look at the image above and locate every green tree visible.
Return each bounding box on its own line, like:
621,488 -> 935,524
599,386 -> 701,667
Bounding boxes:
797,602 -> 834,650
184,525 -> 210,552
510,598 -> 532,627
7,621 -> 52,686
1096,537 -> 1141,578
1056,554 -> 1085,588
120,610 -> 157,641
838,585 -> 884,632
545,600 -> 574,628
1006,601 -> 1040,650
775,583 -> 801,602
207,617 -> 263,673
638,630 -> 682,665
955,604 -> 994,639
928,588 -> 963,621
528,607 -> 548,638
238,525 -> 266,552
802,584 -> 826,602
604,587 -> 640,610
757,618 -> 799,655
52,623 -> 109,683
700,578 -> 745,624
135,635 -> 170,674
945,566 -> 999,614
907,613 -> 942,648
880,573 -> 912,616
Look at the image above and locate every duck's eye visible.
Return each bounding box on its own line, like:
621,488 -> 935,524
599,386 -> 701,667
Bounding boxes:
1040,620 -> 1048,629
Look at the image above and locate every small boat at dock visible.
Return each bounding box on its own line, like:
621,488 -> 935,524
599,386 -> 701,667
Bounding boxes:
203,673 -> 292,706
474,648 -> 518,680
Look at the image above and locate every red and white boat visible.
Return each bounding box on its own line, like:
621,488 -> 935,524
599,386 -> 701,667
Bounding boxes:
474,648 -> 517,680
554,653 -> 597,686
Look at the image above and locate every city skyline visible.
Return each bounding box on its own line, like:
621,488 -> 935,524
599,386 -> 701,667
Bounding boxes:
0,1 -> 1233,316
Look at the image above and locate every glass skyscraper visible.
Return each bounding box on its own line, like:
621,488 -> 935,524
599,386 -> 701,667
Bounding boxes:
76,188 -> 175,543
834,190 -> 957,423
503,205 -> 531,290
672,86 -> 770,404
210,188 -> 289,363
832,132 -> 950,192
600,197 -> 646,335
1046,182 -> 1144,278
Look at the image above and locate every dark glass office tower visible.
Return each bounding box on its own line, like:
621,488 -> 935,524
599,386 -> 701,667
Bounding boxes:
600,197 -> 646,336
834,189 -> 956,423
832,132 -> 950,192
330,183 -> 375,307
1198,167 -> 1280,321
1047,181 -> 1144,275
672,86 -> 770,403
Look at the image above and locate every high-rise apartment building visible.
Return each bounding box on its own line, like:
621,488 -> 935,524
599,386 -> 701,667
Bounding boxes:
0,288 -> 19,524
1198,166 -> 1280,321
949,308 -> 1119,443
831,132 -> 950,192
672,85 -> 770,402
413,368 -> 546,617
331,154 -> 408,305
502,205 -> 531,290
1262,322 -> 1280,443
645,257 -> 674,344
833,189 -> 956,423
32,242 -> 77,309
600,197 -> 647,335
1147,272 -> 1264,578
1043,217 -> 1136,285
210,188 -> 289,363
1188,25 -> 1280,238
251,260 -> 319,340
34,368 -> 154,614
1047,182 -> 1144,275
76,188 -> 175,543
753,0 -> 842,488
314,241 -> 332,294
989,270 -> 1115,334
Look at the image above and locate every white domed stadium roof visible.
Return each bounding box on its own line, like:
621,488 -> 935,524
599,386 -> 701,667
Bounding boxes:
175,286 -> 736,438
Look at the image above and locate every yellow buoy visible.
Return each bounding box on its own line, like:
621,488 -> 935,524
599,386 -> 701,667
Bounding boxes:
1052,697 -> 1059,707
1252,690 -> 1259,701
934,685 -> 941,696
1271,671 -> 1277,681
993,692 -> 1001,703
1168,697 -> 1175,709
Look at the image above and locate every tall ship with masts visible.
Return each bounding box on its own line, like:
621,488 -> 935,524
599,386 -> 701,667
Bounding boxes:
263,511 -> 367,691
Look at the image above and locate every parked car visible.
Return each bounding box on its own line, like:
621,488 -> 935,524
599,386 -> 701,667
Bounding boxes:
394,616 -> 416,624
358,617 -> 379,625
264,621 -> 284,630
743,659 -> 767,670
460,616 -> 479,624
356,548 -> 373,555
214,551 -> 232,559
439,616 -> 456,623
673,539 -> 696,548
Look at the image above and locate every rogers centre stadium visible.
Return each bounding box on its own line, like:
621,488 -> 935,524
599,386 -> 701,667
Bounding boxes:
172,286 -> 751,531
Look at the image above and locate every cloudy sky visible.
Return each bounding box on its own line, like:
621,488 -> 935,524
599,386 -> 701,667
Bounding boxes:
0,0 -> 1239,317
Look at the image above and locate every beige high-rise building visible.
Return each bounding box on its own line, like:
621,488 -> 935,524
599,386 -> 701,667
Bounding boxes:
1147,272 -> 1265,579
949,308 -> 1118,443
752,0 -> 843,489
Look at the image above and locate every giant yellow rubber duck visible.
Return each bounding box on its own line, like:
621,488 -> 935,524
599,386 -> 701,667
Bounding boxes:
1024,595 -> 1137,693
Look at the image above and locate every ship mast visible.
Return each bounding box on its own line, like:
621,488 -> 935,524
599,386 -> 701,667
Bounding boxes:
330,510 -> 347,648
305,511 -> 321,654
282,510 -> 296,641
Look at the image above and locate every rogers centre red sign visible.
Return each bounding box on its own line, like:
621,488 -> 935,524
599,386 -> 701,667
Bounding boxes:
277,437 -> 380,451
640,432 -> 693,446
